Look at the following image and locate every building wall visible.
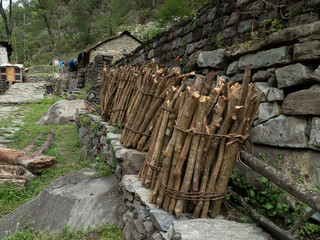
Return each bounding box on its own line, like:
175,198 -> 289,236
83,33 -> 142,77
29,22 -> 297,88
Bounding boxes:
0,46 -> 9,65
89,35 -> 141,63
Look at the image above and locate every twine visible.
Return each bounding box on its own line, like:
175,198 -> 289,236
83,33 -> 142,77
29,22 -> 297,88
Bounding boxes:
161,105 -> 178,114
174,124 -> 248,143
124,126 -> 151,137
158,181 -> 226,201
135,87 -> 166,99
144,161 -> 161,172
108,108 -> 127,113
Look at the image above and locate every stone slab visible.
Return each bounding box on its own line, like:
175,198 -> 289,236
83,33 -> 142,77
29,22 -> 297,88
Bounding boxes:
166,219 -> 272,240
115,148 -> 147,175
282,88 -> 320,115
150,209 -> 188,232
309,117 -> 320,151
276,63 -> 314,88
254,82 -> 270,102
267,88 -> 285,101
267,21 -> 320,44
226,61 -> 239,75
258,102 -> 281,123
238,46 -> 291,70
0,169 -> 120,238
197,49 -> 226,69
250,115 -> 309,148
293,40 -> 320,61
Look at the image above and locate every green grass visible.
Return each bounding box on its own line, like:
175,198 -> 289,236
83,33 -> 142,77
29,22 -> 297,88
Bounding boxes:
0,96 -> 112,218
3,223 -> 124,240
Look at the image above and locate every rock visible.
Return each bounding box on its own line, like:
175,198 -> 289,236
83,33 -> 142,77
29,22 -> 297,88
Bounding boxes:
226,61 -> 239,75
287,13 -> 319,28
236,0 -> 251,7
149,209 -> 188,232
282,88 -> 320,115
312,65 -> 320,81
37,100 -> 86,125
186,43 -> 196,55
309,118 -> 320,151
249,115 -> 308,148
258,102 -> 281,123
106,133 -> 122,141
207,8 -> 217,22
166,219 -> 272,240
115,148 -> 147,175
267,21 -> 320,44
267,88 -> 285,101
238,19 -> 254,33
221,26 -> 237,38
148,49 -> 155,59
230,73 -> 244,82
0,169 -> 120,238
293,40 -> 320,61
275,63 -> 314,88
254,82 -> 270,102
252,70 -> 271,82
185,51 -> 201,72
197,49 -> 226,69
238,46 -> 291,70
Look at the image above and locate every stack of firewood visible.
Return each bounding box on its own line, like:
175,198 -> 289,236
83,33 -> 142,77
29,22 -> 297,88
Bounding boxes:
120,66 -> 194,151
100,65 -> 138,124
0,130 -> 56,188
139,64 -> 263,218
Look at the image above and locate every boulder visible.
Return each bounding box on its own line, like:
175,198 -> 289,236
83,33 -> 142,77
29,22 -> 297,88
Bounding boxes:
238,46 -> 291,70
37,100 -> 85,125
293,40 -> 320,61
282,88 -> 320,115
309,117 -> 320,151
249,115 -> 308,148
267,21 -> 320,44
0,169 -> 120,238
275,63 -> 314,88
258,102 -> 281,123
197,49 -> 226,69
166,219 -> 272,240
115,148 -> 147,175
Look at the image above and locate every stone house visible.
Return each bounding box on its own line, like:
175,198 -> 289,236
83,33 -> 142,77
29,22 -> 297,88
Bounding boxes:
76,31 -> 142,70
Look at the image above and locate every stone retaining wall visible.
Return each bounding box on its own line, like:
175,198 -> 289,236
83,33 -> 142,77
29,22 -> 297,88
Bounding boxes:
81,0 -> 320,187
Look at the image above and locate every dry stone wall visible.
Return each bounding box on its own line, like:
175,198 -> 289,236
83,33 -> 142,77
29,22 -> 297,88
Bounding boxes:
116,0 -> 320,188
0,79 -> 7,94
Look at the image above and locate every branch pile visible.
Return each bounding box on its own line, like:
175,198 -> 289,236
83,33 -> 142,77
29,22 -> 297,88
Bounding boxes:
139,64 -> 263,218
0,130 -> 56,188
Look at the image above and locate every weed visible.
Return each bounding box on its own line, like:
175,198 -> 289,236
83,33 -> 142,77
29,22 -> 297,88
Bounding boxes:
215,32 -> 223,48
263,19 -> 284,32
78,115 -> 91,126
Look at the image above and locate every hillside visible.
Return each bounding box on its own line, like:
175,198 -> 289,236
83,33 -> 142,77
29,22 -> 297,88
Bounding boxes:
0,0 -> 212,66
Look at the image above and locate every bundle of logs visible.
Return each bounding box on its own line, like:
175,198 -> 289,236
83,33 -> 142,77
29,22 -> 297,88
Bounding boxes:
100,62 -> 263,217
0,130 -> 56,188
139,64 -> 263,218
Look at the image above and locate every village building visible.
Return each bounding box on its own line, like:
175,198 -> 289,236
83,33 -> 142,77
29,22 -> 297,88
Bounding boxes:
0,42 -> 23,84
76,31 -> 142,70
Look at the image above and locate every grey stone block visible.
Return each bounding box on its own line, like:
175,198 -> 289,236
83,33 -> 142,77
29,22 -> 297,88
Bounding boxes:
312,65 -> 320,81
258,102 -> 281,123
309,117 -> 320,151
226,61 -> 239,75
276,63 -> 314,88
186,43 -> 196,55
230,73 -> 244,82
282,88 -> 320,115
294,40 -> 320,61
238,19 -> 254,33
254,82 -> 271,102
148,49 -> 155,59
250,115 -> 309,148
149,209 -> 188,232
267,88 -> 285,101
106,133 -> 122,140
221,26 -> 237,38
197,49 -> 226,69
115,148 -> 147,175
252,70 -> 271,82
207,8 -> 217,22
238,46 -> 291,70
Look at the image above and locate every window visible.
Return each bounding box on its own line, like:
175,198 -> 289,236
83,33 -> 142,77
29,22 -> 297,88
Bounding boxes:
15,75 -> 21,81
1,75 -> 6,80
15,68 -> 20,74
1,68 -> 6,73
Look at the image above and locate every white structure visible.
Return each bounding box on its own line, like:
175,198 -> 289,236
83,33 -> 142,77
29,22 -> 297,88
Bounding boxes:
0,46 -> 9,65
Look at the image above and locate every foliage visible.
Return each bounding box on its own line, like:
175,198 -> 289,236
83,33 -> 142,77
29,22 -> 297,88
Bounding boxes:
215,32 -> 222,48
4,222 -> 124,239
263,19 -> 284,32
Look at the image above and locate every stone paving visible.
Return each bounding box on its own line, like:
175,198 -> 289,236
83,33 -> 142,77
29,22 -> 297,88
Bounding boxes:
0,82 -> 46,147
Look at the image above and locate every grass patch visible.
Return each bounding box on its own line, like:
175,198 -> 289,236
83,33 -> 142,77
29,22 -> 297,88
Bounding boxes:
0,96 -> 112,218
4,223 -> 124,240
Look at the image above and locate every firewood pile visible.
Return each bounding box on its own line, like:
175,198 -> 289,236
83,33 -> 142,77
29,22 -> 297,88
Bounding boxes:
0,130 -> 56,188
139,64 -> 263,218
100,62 -> 263,218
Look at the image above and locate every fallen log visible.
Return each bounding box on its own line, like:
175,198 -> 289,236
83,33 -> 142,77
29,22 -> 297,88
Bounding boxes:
0,130 -> 56,174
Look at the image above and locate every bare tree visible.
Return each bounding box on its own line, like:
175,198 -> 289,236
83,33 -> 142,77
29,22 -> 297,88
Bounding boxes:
0,0 -> 13,45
